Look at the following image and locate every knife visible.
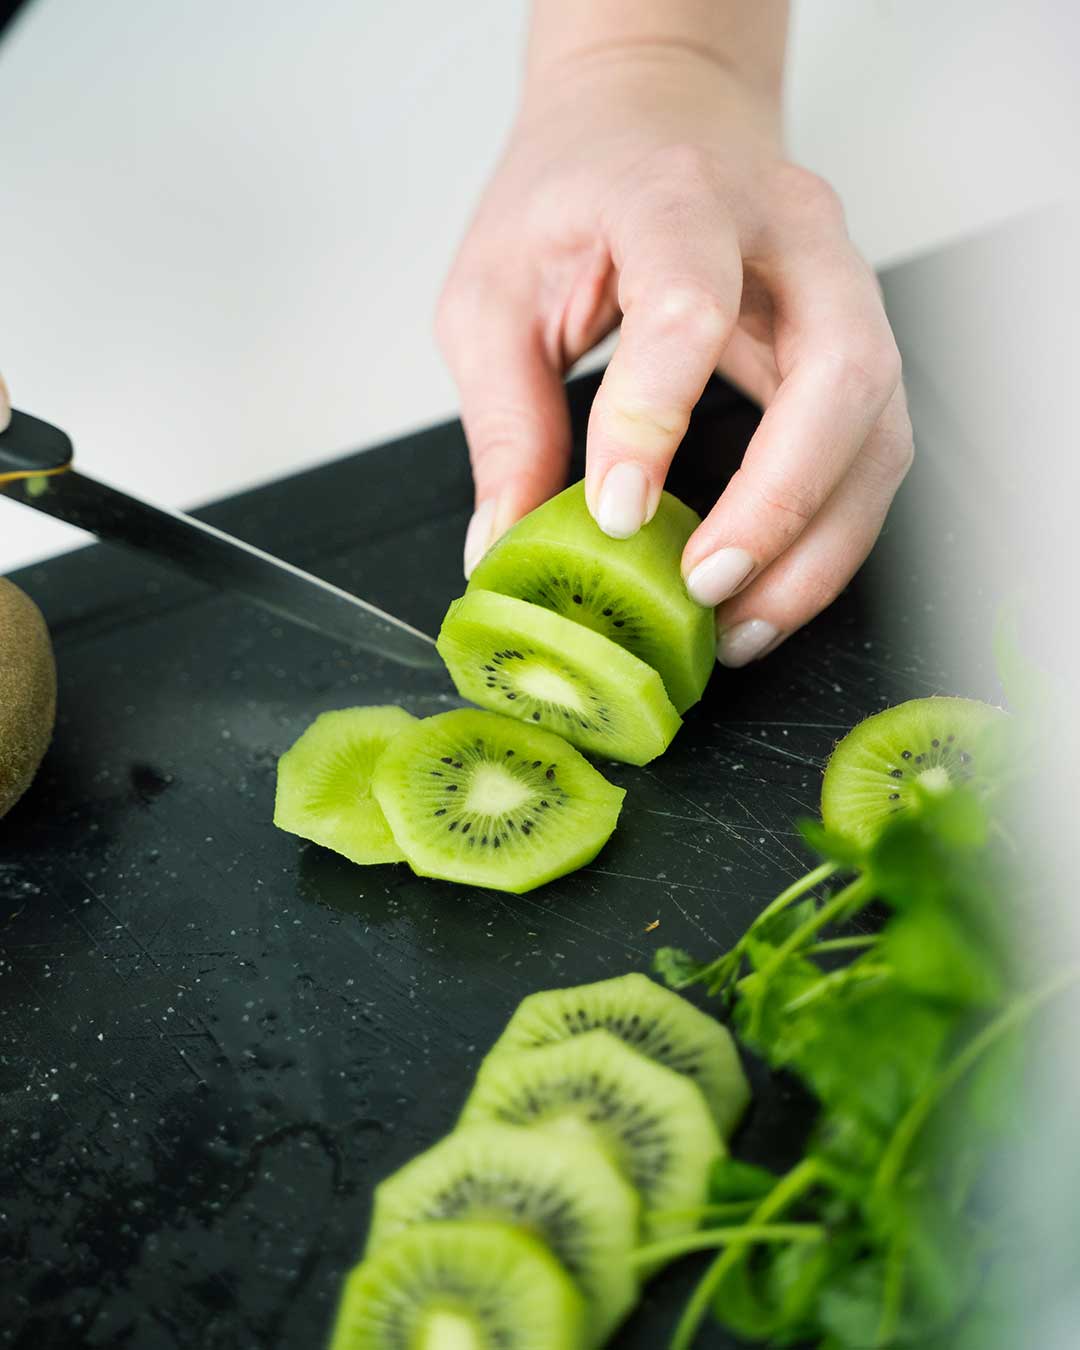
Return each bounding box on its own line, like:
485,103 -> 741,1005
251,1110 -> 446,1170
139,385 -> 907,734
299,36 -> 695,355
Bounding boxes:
0,409 -> 443,670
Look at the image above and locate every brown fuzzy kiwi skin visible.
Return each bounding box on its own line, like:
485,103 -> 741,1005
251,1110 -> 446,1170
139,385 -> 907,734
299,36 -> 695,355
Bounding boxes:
0,578 -> 57,819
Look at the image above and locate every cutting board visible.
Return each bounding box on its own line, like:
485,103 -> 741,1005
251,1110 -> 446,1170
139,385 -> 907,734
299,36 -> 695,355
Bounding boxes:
0,369 -> 998,1348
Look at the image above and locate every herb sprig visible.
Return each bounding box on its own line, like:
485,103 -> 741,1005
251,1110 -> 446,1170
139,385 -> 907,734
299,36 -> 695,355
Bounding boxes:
654,745 -> 1079,1348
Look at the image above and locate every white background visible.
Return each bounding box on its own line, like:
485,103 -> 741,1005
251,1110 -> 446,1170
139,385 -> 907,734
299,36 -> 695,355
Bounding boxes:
0,0 -> 1074,572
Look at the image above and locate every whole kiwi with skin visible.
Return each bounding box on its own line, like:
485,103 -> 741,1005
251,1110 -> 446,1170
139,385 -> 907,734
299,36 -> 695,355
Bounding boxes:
0,578 -> 56,819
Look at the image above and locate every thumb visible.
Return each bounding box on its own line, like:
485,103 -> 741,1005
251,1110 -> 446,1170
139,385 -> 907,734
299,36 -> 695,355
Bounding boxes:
437,278 -> 570,577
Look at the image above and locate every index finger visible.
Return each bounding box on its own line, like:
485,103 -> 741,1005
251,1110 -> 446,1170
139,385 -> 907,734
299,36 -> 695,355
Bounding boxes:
585,165 -> 743,538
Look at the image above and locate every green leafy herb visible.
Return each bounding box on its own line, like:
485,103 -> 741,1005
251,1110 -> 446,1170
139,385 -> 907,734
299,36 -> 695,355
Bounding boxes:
654,707 -> 1079,1349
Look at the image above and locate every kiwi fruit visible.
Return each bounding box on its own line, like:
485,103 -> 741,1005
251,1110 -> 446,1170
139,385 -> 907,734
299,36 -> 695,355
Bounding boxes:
459,1029 -> 723,1247
366,1122 -> 639,1345
437,590 -> 681,766
0,578 -> 57,820
371,708 -> 624,894
821,696 -> 1007,844
330,1219 -> 587,1350
488,973 -> 749,1140
274,705 -> 416,864
468,482 -> 713,713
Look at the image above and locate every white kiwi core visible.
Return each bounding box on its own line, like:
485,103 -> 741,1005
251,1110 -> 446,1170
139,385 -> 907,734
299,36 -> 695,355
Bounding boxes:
465,763 -> 533,817
514,662 -> 586,711
419,1310 -> 482,1350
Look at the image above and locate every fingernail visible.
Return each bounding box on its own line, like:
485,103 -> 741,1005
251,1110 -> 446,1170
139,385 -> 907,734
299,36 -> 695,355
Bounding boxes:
717,619 -> 781,668
685,548 -> 755,607
596,462 -> 649,539
463,498 -> 498,578
0,374 -> 10,433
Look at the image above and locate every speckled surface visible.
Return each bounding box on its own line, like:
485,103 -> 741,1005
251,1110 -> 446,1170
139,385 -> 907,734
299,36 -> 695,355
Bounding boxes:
0,372 -> 995,1347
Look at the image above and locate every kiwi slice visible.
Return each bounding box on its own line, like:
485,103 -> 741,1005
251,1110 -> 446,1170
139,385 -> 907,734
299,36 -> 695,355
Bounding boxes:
821,696 -> 1007,844
437,590 -> 681,766
367,1122 -> 638,1345
488,973 -> 750,1140
274,705 -> 417,864
468,482 -> 713,713
330,1219 -> 587,1350
372,709 -> 624,893
0,578 -> 56,820
460,1029 -> 723,1247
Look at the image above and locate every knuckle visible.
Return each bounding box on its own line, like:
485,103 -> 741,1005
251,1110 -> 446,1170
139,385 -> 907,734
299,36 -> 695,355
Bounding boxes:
770,163 -> 845,225
638,277 -> 732,347
644,142 -> 716,190
866,425 -> 916,481
466,405 -> 544,473
434,276 -> 486,354
786,565 -> 845,617
753,471 -> 820,536
825,334 -> 902,406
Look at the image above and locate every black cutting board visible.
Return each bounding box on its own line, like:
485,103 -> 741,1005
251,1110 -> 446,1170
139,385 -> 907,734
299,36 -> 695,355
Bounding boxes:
0,368 -> 998,1348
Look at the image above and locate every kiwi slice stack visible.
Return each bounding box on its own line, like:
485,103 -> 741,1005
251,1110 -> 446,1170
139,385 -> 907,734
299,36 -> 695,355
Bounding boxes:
439,483 -> 714,764
329,973 -> 749,1349
274,706 -> 624,894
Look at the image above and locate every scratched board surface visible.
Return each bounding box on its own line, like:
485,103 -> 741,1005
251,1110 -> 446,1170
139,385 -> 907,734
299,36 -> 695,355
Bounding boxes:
0,369 -> 996,1348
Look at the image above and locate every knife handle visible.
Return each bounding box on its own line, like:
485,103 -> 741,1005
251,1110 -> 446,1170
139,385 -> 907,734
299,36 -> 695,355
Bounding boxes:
0,410 -> 74,484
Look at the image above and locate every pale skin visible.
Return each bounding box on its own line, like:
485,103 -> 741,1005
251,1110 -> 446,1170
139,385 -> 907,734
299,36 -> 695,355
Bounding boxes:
439,0 -> 913,667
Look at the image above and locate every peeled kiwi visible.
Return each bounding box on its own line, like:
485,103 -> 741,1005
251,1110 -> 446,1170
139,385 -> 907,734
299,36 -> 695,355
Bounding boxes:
460,1029 -> 723,1247
821,696 -> 1007,844
367,1122 -> 639,1345
488,973 -> 750,1140
437,590 -> 681,765
372,708 -> 624,894
274,705 -> 416,864
469,482 -> 713,713
0,578 -> 56,820
330,1219 -> 587,1350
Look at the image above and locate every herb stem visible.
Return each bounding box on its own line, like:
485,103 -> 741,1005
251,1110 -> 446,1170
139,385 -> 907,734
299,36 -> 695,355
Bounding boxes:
804,935 -> 880,955
874,963 -> 1080,1197
761,875 -> 875,975
749,860 -> 839,935
648,1201 -> 759,1224
635,1223 -> 824,1268
668,1158 -> 821,1350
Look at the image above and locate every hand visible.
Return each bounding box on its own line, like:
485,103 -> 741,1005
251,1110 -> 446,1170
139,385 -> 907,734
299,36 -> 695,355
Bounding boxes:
0,373 -> 10,432
437,38 -> 913,666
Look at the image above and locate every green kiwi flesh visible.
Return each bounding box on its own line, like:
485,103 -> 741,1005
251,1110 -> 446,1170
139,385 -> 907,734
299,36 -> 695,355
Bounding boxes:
821,696 -> 1007,844
488,973 -> 749,1140
459,1029 -> 723,1247
371,709 -> 624,894
437,590 -> 681,765
367,1122 -> 639,1345
330,1219 -> 587,1350
468,482 -> 713,713
0,579 -> 57,820
274,705 -> 416,864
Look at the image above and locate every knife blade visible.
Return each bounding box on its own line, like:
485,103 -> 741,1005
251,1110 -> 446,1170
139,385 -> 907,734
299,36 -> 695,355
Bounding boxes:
0,409 -> 444,670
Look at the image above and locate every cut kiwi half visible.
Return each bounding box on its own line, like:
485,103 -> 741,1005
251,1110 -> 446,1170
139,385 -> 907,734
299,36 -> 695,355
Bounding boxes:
274,705 -> 416,865
468,482 -> 713,713
330,1219 -> 587,1350
371,709 -> 624,893
437,590 -> 681,765
821,696 -> 1007,844
460,1029 -> 723,1248
367,1122 -> 639,1345
488,973 -> 750,1140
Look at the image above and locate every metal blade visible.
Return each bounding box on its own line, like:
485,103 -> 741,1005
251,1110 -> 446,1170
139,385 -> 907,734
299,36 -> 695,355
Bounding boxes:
3,469 -> 444,670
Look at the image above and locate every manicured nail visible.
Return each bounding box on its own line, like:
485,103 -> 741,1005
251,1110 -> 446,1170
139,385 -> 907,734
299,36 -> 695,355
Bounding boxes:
0,374 -> 10,433
685,548 -> 755,607
463,498 -> 498,578
596,462 -> 649,539
717,619 -> 781,668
